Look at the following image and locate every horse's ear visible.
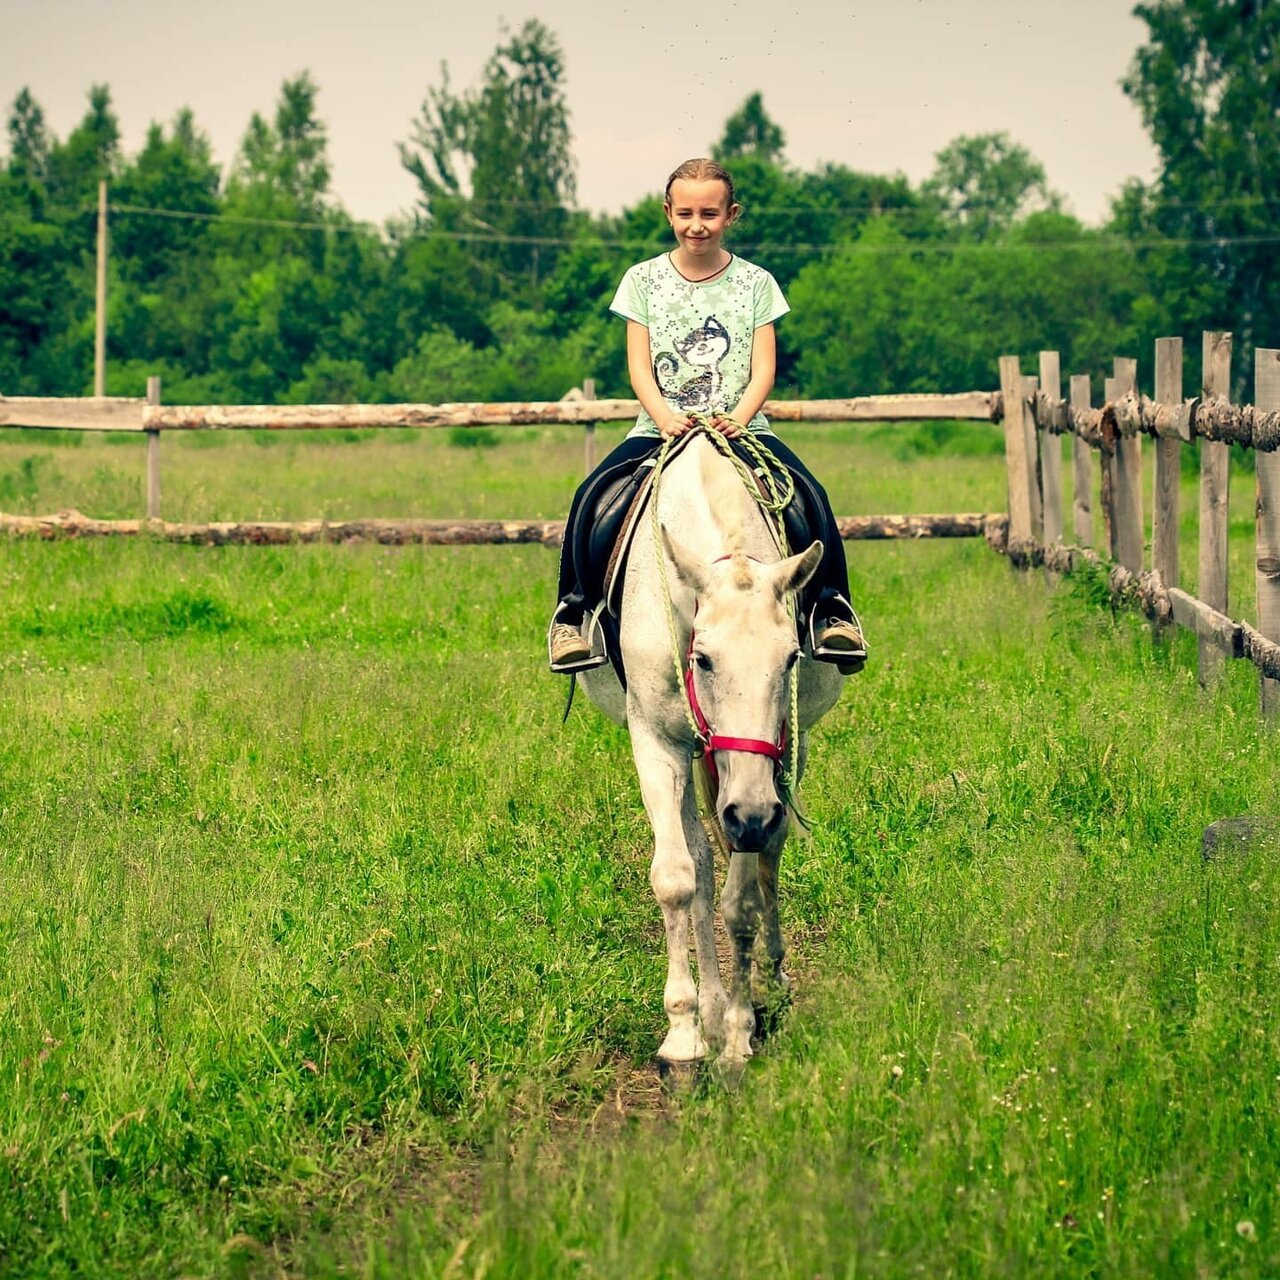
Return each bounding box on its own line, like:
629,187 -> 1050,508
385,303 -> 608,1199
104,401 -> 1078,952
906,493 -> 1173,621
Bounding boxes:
662,525 -> 710,592
773,540 -> 823,598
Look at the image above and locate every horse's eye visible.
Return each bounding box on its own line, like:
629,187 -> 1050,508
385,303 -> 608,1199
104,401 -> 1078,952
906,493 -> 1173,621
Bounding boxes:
784,649 -> 802,672
693,652 -> 713,673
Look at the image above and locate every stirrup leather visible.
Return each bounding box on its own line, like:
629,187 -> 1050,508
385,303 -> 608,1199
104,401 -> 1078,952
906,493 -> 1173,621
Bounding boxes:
548,602 -> 610,674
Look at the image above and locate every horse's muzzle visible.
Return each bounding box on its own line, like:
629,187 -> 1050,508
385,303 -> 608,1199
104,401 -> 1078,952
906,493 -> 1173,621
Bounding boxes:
721,800 -> 786,852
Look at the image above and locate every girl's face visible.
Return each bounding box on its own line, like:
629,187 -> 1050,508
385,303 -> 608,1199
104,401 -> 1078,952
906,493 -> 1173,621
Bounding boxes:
664,177 -> 740,258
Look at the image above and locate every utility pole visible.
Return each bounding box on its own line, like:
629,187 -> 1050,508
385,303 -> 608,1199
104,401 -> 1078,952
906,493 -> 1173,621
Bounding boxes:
94,179 -> 107,396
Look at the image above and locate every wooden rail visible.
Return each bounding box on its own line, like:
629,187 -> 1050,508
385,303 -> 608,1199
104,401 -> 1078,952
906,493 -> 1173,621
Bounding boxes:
0,391 -> 1002,433
998,332 -> 1280,716
0,386 -> 1004,542
0,396 -> 147,431
0,509 -> 999,547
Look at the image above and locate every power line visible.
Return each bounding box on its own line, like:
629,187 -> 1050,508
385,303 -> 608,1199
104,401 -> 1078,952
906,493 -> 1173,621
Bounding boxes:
343,189 -> 1280,219
98,203 -> 1280,256
5,200 -> 1280,257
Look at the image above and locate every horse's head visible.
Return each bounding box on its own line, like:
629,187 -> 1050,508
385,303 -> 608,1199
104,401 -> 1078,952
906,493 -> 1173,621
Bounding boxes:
664,530 -> 823,853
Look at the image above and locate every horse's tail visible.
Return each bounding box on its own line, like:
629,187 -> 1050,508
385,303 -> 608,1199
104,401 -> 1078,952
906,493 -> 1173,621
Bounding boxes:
653,352 -> 679,397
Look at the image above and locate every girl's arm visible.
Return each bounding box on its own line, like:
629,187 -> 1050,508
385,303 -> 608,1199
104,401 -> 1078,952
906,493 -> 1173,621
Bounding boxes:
716,323 -> 777,440
627,320 -> 692,438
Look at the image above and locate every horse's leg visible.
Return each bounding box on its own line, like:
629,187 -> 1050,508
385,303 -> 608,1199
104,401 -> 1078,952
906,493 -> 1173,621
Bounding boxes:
757,735 -> 805,1006
688,817 -> 727,1048
630,725 -> 707,1064
757,848 -> 789,990
719,849 -> 764,1064
753,848 -> 792,1045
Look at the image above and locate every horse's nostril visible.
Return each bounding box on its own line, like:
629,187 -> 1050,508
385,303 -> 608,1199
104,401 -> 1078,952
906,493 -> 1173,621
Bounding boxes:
722,801 -> 785,850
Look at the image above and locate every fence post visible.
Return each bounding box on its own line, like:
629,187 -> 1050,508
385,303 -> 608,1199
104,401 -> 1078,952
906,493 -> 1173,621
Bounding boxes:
582,376 -> 597,477
1199,331 -> 1232,686
1102,375 -> 1117,558
1112,357 -> 1144,573
1039,351 -> 1063,549
1255,347 -> 1280,716
1152,338 -> 1183,592
999,356 -> 1033,560
1024,375 -> 1043,542
146,375 -> 161,520
1070,374 -> 1093,547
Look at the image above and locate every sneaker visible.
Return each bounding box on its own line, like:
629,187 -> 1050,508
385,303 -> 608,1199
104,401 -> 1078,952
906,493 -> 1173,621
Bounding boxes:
549,621 -> 591,669
814,618 -> 867,675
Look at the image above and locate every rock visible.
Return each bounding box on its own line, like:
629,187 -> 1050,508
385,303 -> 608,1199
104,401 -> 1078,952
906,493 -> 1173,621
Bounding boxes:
1201,817 -> 1280,861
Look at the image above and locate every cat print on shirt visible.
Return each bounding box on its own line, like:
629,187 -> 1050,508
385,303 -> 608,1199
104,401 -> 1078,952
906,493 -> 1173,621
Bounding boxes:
653,315 -> 730,413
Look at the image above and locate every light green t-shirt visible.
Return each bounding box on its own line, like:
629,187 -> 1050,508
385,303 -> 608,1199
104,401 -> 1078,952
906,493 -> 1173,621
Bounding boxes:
608,253 -> 790,438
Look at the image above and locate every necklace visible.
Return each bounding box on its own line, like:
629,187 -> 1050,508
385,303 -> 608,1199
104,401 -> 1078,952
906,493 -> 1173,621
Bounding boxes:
668,251 -> 733,284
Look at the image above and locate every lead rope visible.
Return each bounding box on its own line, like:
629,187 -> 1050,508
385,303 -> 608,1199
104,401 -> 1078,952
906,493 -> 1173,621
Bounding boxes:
650,418 -> 810,834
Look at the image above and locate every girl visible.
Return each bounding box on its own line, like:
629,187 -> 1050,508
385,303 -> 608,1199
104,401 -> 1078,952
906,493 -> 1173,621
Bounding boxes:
549,157 -> 866,675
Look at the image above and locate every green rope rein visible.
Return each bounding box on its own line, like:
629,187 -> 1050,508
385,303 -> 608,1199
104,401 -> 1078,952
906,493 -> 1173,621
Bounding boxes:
648,417 -> 808,827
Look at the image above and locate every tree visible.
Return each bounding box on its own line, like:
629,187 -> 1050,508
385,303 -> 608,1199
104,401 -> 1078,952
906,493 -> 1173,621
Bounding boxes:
400,20 -> 576,294
46,84 -> 119,207
6,88 -> 51,187
114,111 -> 220,281
1122,0 -> 1280,386
715,93 -> 786,165
921,132 -> 1060,238
229,73 -> 330,216
786,212 -> 1140,397
0,86 -> 113,393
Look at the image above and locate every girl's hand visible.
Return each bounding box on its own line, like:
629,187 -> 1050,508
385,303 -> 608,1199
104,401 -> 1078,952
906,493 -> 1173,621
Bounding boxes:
657,411 -> 693,438
711,414 -> 744,439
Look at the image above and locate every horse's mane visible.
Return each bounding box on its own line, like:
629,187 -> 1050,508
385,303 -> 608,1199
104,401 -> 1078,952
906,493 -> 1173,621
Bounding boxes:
689,436 -> 770,564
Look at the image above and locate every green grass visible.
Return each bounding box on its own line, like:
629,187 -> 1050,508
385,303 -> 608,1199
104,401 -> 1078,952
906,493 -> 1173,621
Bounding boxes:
2,422 -> 1278,1277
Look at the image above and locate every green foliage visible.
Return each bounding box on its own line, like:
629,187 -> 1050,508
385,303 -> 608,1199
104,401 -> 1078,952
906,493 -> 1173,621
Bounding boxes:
6,87 -> 51,186
714,92 -> 787,165
1121,1 -> 1280,392
787,214 -> 1142,395
46,83 -> 119,207
400,19 -> 575,295
229,72 -> 330,215
922,131 -> 1062,238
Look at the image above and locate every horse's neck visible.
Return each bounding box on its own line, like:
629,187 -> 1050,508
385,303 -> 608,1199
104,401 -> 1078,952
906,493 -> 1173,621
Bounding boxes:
665,437 -> 776,565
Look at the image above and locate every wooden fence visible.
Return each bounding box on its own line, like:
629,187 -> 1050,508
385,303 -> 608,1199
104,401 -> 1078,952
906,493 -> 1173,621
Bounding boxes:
0,386 -> 1003,545
995,332 -> 1280,715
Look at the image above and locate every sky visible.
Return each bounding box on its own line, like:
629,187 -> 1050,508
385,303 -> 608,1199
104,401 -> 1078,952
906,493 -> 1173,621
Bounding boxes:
1,0 -> 1158,227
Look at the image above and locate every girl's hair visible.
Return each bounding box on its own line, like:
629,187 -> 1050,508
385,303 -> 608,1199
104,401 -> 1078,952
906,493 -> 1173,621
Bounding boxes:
664,158 -> 737,210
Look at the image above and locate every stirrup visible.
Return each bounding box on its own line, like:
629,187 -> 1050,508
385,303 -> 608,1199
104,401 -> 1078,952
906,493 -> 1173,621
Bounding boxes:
547,602 -> 610,675
808,596 -> 867,669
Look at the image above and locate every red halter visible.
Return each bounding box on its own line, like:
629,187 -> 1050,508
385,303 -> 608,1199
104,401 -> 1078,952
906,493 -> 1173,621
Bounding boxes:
683,623 -> 788,794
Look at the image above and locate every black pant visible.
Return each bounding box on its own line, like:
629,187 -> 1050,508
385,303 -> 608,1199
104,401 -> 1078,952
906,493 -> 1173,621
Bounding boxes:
556,433 -> 852,625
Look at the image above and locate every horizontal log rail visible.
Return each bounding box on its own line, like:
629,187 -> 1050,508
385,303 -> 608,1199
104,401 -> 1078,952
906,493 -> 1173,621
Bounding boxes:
0,509 -> 999,547
1031,387 -> 1280,454
0,395 -> 147,431
142,392 -> 1002,431
0,391 -> 1003,433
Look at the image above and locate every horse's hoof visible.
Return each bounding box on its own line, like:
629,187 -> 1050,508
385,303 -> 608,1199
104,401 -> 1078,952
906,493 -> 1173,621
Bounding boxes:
752,996 -> 791,1045
656,1057 -> 705,1094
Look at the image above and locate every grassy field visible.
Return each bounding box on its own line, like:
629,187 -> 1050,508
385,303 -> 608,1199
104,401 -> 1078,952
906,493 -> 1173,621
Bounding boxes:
2,423 -> 1278,1277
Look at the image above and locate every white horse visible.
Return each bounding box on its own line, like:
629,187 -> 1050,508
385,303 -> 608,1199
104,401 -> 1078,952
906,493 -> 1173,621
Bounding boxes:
579,431 -> 847,1067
